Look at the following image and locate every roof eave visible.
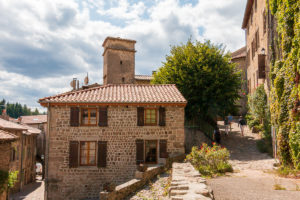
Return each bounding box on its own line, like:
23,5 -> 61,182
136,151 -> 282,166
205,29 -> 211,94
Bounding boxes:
242,0 -> 254,29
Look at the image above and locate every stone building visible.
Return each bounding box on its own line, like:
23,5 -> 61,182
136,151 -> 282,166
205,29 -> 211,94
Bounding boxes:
242,0 -> 270,94
231,46 -> 247,115
0,130 -> 18,200
0,118 -> 40,193
39,37 -> 186,200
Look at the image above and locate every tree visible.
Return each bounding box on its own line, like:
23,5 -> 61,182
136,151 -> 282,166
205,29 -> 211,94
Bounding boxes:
152,40 -> 241,126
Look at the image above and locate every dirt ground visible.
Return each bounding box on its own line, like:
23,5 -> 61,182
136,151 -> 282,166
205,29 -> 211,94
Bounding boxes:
207,121 -> 300,200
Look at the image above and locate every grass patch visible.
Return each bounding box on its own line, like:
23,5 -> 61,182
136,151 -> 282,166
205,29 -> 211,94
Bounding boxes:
277,165 -> 300,178
273,184 -> 286,190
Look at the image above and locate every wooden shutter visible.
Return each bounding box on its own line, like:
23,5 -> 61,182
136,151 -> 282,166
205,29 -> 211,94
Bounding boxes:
98,106 -> 108,127
159,107 -> 166,126
70,107 -> 79,127
97,141 -> 107,168
136,140 -> 144,164
258,54 -> 266,79
159,140 -> 168,158
137,107 -> 144,126
69,141 -> 79,168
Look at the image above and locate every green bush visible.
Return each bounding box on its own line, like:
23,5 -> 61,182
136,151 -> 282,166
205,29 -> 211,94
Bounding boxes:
0,170 -> 9,194
186,143 -> 233,177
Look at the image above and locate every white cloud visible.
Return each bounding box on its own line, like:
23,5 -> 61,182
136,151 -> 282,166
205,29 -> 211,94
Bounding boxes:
0,0 -> 247,112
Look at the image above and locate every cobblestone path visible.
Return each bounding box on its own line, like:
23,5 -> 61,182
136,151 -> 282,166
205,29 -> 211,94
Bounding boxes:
10,176 -> 44,200
207,121 -> 300,200
126,172 -> 171,200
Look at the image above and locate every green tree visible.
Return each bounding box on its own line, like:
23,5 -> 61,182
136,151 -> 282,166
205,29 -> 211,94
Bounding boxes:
152,40 -> 241,126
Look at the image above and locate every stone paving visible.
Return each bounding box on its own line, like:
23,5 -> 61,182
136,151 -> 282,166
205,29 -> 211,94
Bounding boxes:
207,121 -> 300,200
10,176 -> 44,200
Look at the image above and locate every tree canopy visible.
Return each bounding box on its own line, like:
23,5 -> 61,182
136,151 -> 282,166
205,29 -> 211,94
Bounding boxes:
152,40 -> 241,125
0,99 -> 45,118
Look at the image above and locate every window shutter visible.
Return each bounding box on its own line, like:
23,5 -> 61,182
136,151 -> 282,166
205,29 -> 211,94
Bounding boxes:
70,107 -> 79,127
136,140 -> 144,164
69,141 -> 79,168
258,54 -> 266,79
98,106 -> 108,127
159,107 -> 166,126
159,140 -> 168,158
137,107 -> 144,126
97,141 -> 107,168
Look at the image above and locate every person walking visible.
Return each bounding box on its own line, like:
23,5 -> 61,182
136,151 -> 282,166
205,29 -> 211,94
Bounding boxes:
224,117 -> 229,135
213,127 -> 221,144
228,114 -> 233,133
238,116 -> 246,136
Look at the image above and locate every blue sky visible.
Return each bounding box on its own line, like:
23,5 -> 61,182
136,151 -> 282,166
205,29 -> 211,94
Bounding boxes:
0,0 -> 247,112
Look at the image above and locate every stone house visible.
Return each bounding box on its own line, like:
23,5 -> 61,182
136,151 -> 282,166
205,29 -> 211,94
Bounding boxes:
242,0 -> 270,95
0,118 -> 40,193
39,37 -> 186,200
231,46 -> 247,115
0,130 -> 18,200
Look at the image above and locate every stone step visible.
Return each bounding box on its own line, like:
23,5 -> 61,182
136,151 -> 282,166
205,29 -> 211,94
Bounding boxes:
170,189 -> 188,196
169,185 -> 189,190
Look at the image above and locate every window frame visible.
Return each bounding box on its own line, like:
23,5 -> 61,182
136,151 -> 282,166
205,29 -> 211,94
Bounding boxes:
79,141 -> 97,166
144,108 -> 157,126
81,108 -> 98,126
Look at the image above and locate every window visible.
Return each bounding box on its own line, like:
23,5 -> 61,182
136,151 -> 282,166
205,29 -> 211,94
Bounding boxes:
11,148 -> 16,161
255,30 -> 259,51
144,108 -> 157,125
255,0 -> 257,12
81,108 -> 97,125
80,141 -> 96,166
120,60 -> 123,65
263,10 -> 267,34
122,77 -> 125,83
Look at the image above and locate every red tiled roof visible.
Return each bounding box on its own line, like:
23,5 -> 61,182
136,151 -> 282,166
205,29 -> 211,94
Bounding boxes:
0,118 -> 28,130
242,0 -> 254,29
0,129 -> 18,141
135,75 -> 153,80
232,46 -> 246,59
20,115 -> 47,124
39,84 -> 187,105
21,124 -> 41,135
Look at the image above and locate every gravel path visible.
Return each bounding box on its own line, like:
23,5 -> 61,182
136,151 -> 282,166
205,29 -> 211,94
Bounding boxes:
126,172 -> 171,200
207,121 -> 300,200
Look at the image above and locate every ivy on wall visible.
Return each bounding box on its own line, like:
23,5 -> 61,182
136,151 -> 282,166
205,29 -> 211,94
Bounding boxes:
269,0 -> 300,169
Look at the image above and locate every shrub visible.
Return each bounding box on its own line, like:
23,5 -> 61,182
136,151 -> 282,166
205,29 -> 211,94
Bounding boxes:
0,170 -> 9,194
186,143 -> 233,177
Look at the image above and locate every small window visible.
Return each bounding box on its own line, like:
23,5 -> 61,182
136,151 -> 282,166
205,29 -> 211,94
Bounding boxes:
144,109 -> 157,125
122,77 -> 125,83
11,148 -> 16,161
81,108 -> 97,125
120,60 -> 123,65
80,141 -> 96,166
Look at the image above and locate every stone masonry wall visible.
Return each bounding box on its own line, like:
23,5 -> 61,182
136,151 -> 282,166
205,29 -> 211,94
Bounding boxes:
46,105 -> 185,200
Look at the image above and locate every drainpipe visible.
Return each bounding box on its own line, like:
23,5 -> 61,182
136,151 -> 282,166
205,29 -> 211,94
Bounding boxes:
45,103 -> 51,200
20,131 -> 24,191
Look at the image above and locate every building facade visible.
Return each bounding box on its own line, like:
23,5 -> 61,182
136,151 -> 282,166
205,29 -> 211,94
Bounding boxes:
39,37 -> 186,200
242,0 -> 270,94
231,46 -> 247,115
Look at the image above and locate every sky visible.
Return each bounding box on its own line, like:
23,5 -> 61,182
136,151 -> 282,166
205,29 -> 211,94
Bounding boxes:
0,0 -> 247,112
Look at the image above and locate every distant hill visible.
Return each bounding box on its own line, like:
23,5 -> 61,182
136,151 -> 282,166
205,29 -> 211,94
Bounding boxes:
0,99 -> 45,119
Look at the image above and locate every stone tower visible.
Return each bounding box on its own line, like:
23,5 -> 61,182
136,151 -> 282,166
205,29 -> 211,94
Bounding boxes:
102,37 -> 136,85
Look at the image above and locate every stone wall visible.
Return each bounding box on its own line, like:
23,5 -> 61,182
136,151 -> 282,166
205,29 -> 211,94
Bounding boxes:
169,162 -> 214,200
46,105 -> 185,200
185,128 -> 212,153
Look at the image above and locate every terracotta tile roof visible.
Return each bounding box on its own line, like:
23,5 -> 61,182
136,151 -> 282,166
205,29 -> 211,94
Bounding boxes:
135,75 -> 153,80
102,37 -> 136,47
0,118 -> 28,130
39,84 -> 187,105
20,115 -> 47,124
242,0 -> 254,29
0,129 -> 18,141
232,46 -> 246,59
21,124 -> 41,135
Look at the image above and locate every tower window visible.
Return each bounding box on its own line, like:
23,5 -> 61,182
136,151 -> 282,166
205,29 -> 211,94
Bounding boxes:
120,60 -> 123,65
122,77 -> 125,83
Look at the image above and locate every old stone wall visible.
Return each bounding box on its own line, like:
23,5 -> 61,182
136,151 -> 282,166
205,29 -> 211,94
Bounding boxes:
0,142 -> 11,171
46,105 -> 185,200
185,128 -> 212,153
